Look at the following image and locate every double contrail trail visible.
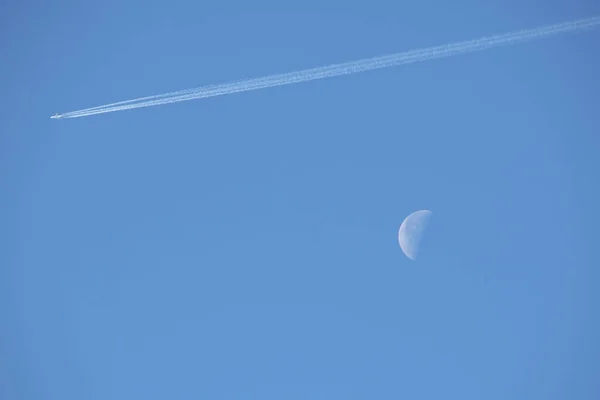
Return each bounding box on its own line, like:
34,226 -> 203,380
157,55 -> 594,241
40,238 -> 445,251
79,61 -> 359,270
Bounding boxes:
52,15 -> 600,120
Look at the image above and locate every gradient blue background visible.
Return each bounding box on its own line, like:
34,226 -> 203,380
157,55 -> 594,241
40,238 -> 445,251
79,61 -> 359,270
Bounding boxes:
1,1 -> 599,399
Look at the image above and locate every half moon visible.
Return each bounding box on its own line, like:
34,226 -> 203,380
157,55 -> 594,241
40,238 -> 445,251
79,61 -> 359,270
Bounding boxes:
398,210 -> 433,260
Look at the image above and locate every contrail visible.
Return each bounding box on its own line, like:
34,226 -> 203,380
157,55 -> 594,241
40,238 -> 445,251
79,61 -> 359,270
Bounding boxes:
52,15 -> 600,119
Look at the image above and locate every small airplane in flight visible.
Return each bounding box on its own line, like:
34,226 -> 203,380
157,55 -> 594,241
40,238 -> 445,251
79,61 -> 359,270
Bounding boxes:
50,113 -> 61,119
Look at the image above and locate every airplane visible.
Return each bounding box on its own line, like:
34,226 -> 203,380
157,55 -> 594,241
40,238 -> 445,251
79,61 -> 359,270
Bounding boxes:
50,113 -> 61,119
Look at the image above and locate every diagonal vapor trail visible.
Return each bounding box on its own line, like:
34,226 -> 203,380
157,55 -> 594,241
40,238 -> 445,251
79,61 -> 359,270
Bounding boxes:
52,15 -> 600,120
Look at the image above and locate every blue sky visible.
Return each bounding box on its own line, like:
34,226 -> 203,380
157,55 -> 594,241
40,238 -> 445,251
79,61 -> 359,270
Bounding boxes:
1,1 -> 599,399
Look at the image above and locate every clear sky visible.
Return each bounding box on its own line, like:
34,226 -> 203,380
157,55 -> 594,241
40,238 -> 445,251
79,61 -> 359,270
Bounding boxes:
1,1 -> 599,399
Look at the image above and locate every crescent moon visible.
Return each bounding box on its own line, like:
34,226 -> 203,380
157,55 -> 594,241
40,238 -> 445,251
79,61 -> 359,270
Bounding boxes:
398,210 -> 433,260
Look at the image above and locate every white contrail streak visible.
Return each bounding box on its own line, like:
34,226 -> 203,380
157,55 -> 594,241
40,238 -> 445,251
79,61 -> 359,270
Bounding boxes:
53,15 -> 600,119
